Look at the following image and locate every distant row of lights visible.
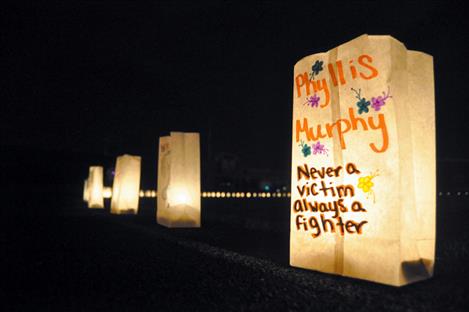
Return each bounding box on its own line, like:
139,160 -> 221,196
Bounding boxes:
117,190 -> 469,199
438,191 -> 469,196
139,190 -> 157,198
202,191 -> 291,198
133,191 -> 292,198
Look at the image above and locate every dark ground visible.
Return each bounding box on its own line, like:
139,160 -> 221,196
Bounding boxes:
3,192 -> 469,311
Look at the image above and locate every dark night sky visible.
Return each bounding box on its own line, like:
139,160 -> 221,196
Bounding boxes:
2,1 -> 469,172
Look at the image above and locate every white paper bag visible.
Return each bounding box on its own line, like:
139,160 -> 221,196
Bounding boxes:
290,34 -> 435,286
83,179 -> 89,203
111,154 -> 141,214
157,132 -> 201,227
88,166 -> 104,208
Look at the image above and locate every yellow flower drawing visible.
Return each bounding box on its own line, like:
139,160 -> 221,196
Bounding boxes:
357,170 -> 379,202
358,176 -> 374,192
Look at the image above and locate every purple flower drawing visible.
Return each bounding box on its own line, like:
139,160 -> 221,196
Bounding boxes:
312,141 -> 328,156
305,93 -> 320,108
371,88 -> 392,111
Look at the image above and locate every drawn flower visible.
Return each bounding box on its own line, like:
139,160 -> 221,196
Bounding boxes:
305,93 -> 320,108
299,141 -> 311,157
312,141 -> 328,156
309,60 -> 324,80
371,87 -> 392,111
357,170 -> 380,203
357,98 -> 370,114
351,88 -> 370,114
358,176 -> 374,193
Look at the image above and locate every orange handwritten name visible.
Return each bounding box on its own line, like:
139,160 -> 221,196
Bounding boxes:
295,107 -> 389,153
295,54 -> 379,107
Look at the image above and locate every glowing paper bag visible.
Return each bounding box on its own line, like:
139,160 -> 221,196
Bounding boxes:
88,166 -> 104,208
111,154 -> 141,214
103,187 -> 112,199
83,179 -> 89,202
290,34 -> 435,286
157,132 -> 201,227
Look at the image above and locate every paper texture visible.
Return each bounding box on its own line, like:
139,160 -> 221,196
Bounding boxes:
157,132 -> 201,227
290,34 -> 435,286
111,154 -> 141,214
